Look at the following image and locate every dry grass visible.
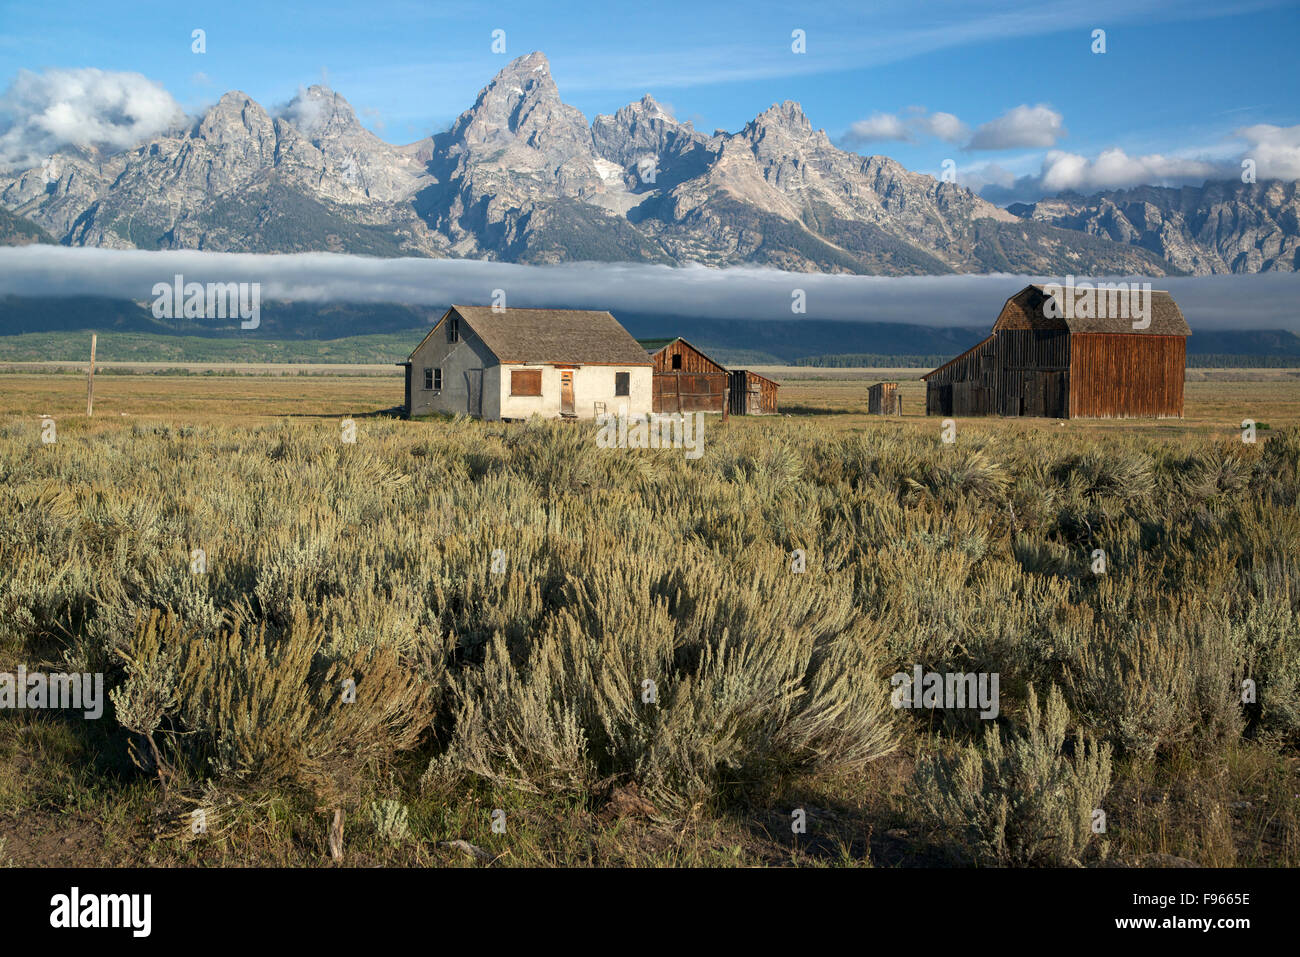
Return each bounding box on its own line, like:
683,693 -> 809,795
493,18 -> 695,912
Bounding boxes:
0,369 -> 1297,867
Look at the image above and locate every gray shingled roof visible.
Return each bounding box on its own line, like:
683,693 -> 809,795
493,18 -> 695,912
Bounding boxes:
450,305 -> 653,365
994,284 -> 1190,336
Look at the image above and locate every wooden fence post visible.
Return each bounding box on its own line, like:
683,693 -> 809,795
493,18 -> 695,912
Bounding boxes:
86,333 -> 97,417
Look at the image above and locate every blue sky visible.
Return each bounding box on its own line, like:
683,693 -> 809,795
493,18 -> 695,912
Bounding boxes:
1,0 -> 1298,200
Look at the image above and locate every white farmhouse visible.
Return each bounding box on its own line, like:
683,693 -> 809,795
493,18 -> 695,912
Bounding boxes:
401,305 -> 653,420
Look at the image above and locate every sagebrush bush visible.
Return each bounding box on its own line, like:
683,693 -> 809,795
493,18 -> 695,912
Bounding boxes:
434,546 -> 896,812
1066,601 -> 1245,761
915,685 -> 1113,866
2,414 -> 1297,831
112,608 -> 432,803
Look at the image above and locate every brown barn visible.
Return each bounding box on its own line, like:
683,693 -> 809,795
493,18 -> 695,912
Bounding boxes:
728,370 -> 780,415
867,382 -> 901,415
646,337 -> 730,413
922,284 -> 1190,419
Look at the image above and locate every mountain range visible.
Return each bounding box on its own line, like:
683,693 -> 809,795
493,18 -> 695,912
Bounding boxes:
0,51 -> 1295,276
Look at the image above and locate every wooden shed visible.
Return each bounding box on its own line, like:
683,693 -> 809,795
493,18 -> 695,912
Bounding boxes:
728,370 -> 780,415
646,337 -> 730,413
923,284 -> 1189,419
867,382 -> 901,415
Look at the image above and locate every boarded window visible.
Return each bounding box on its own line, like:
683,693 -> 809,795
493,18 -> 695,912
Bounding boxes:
511,369 -> 542,396
449,316 -> 460,342
615,372 -> 630,396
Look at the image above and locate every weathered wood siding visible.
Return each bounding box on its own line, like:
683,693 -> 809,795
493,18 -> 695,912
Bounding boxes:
996,329 -> 1070,418
926,331 -> 1070,417
651,340 -> 728,374
728,371 -> 779,415
867,382 -> 900,415
1068,333 -> 1185,418
653,372 -> 728,412
650,339 -> 728,412
925,336 -> 997,415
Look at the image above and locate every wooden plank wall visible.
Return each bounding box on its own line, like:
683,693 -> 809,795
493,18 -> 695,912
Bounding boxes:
653,372 -> 728,412
927,328 -> 1184,418
926,331 -> 1069,417
925,336 -> 998,415
1069,334 -> 1185,418
867,382 -> 900,415
727,371 -> 779,414
996,329 -> 1070,417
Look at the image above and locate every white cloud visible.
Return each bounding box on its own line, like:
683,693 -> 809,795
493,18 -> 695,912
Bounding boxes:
1237,123 -> 1300,180
955,161 -> 1019,194
0,68 -> 183,171
281,86 -> 330,136
1039,147 -> 1221,192
917,111 -> 967,142
967,104 -> 1065,150
842,112 -> 912,144
841,108 -> 968,146
972,124 -> 1300,204
0,246 -> 1295,331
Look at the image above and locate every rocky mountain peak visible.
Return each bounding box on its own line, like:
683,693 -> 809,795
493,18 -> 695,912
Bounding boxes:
286,84 -> 365,140
196,92 -> 276,155
752,101 -> 812,133
740,100 -> 833,162
447,50 -> 588,155
592,93 -> 704,172
633,95 -> 673,120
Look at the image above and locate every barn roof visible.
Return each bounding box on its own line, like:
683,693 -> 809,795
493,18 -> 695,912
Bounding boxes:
921,335 -> 994,380
994,284 -> 1191,336
731,368 -> 781,386
413,306 -> 652,365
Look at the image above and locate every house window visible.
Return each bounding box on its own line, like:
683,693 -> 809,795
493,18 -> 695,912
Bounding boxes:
615,372 -> 630,396
434,368 -> 442,390
423,368 -> 433,390
424,368 -> 441,391
511,369 -> 542,396
449,316 -> 460,342
671,353 -> 682,370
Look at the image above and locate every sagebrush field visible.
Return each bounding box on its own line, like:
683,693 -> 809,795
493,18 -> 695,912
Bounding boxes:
0,371 -> 1297,867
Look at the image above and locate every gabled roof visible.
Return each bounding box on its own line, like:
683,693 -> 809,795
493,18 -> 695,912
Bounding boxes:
648,336 -> 729,373
409,305 -> 653,365
994,284 -> 1191,336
